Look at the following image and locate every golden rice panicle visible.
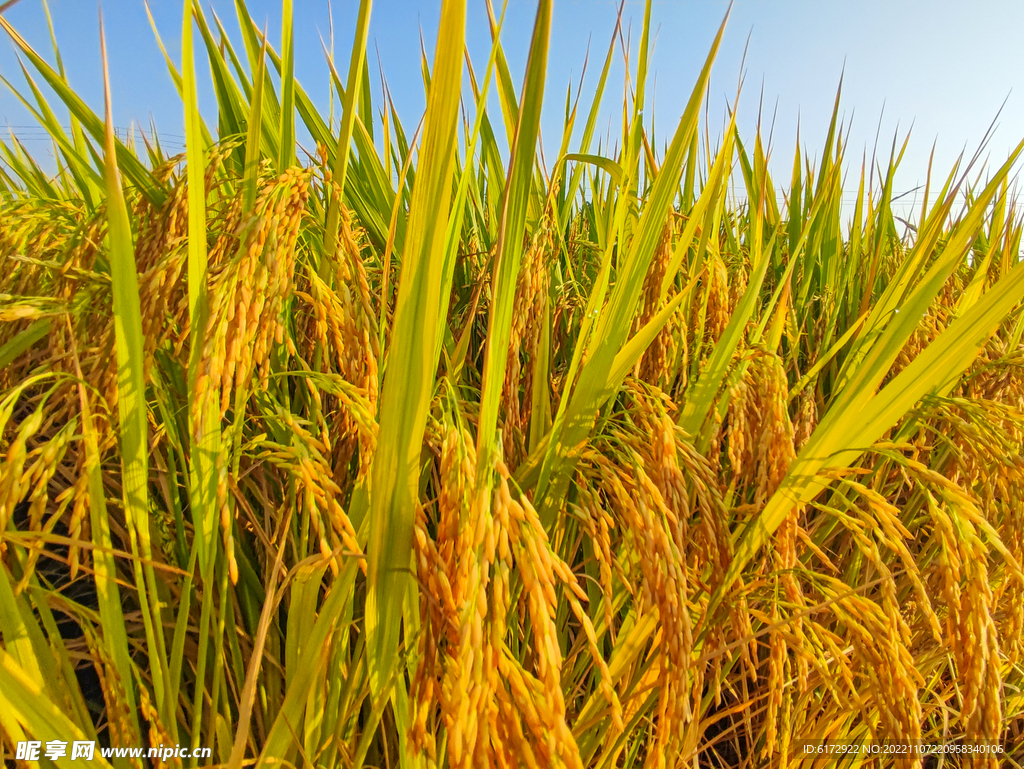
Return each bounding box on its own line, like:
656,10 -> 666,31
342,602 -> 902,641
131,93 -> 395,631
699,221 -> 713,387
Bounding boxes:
637,224 -> 674,332
84,627 -> 138,758
493,680 -> 541,769
727,256 -> 749,309
725,368 -> 753,485
497,655 -> 558,768
778,655 -> 793,769
518,475 -> 623,734
309,203 -> 379,395
763,616 -> 786,760
757,353 -> 796,500
636,223 -> 677,385
190,168 -> 311,581
334,204 -> 378,359
891,304 -> 948,378
776,512 -> 811,693
439,424 -> 501,768
840,502 -> 910,649
702,253 -> 731,349
834,592 -> 923,751
196,167 -> 310,425
927,396 -> 1024,665
959,529 -> 1002,742
90,165 -> 210,439
762,511 -> 803,763
0,392 -> 46,534
67,471 -> 90,578
589,450 -> 693,753
489,469 -> 515,729
627,386 -> 751,690
436,421 -> 473,580
846,474 -> 942,644
411,419 -> 472,765
727,352 -> 796,506
323,361 -> 380,484
138,685 -> 180,769
561,586 -> 623,734
631,396 -> 702,728
1001,474 -> 1024,665
133,159 -> 203,359
410,499 -> 444,767
298,210 -> 379,484
244,167 -> 311,390
924,486 -> 1004,747
926,490 -> 964,634
15,424 -> 77,589
573,481 -> 617,642
643,392 -> 752,681
793,385 -> 817,450
501,479 -> 583,769
810,622 -> 861,719
730,588 -> 759,686
502,207 -> 554,465
218,461 -> 237,584
279,408 -> 360,569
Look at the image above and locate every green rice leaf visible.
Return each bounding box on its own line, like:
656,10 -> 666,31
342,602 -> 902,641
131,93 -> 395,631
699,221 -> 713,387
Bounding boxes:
241,29 -> 268,214
100,15 -> 170,728
361,0 -> 466,699
278,0 -> 295,171
0,318 -> 48,370
321,0 -> 372,278
476,0 -> 551,477
0,648 -> 114,769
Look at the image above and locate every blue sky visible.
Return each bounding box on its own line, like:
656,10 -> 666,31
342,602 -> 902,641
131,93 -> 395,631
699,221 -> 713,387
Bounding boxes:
2,0 -> 1023,216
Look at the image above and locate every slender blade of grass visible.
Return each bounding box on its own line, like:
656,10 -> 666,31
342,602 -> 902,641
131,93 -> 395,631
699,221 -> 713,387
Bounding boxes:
242,29 -> 268,213
278,0 -> 294,171
0,648 -> 114,769
99,12 -> 171,730
360,0 -> 465,699
321,0 -> 372,279
476,0 -> 551,477
0,317 -> 48,369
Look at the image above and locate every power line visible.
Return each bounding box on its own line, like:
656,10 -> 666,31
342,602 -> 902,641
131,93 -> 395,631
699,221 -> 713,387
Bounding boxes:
2,125 -> 188,140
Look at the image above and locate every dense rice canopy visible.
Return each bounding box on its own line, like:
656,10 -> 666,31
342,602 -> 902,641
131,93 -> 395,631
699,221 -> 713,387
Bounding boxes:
1,1 -> 1024,767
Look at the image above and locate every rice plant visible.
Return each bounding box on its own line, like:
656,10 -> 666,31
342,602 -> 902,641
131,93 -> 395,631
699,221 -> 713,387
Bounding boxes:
2,1 -> 1024,767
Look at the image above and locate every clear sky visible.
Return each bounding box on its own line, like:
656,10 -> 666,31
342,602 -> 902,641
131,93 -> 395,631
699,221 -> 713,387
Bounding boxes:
2,0 -> 1023,217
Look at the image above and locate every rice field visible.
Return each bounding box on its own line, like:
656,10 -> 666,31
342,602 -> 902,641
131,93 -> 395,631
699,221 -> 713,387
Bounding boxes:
2,1 -> 1024,767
